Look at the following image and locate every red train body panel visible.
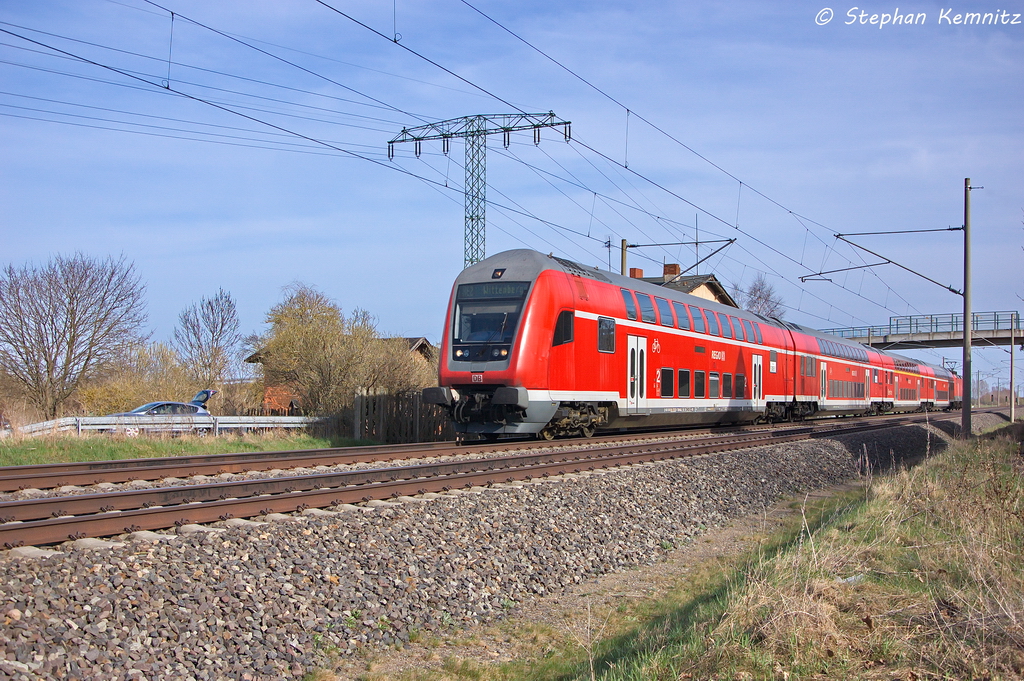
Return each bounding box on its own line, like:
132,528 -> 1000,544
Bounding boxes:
423,250 -> 963,438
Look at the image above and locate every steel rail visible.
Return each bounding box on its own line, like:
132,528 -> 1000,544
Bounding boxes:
0,411 -> 955,548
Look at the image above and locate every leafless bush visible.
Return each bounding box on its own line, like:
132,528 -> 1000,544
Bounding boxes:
0,253 -> 148,418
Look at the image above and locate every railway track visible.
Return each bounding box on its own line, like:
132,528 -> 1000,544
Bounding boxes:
0,410 -> 965,549
0,409 -> 954,492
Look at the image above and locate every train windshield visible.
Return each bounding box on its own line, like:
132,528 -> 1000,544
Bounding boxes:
453,281 -> 530,344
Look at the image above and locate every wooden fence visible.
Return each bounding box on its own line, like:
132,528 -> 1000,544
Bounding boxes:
352,389 -> 455,444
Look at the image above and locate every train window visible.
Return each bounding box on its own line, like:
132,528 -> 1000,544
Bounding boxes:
733,317 -> 746,342
620,289 -> 638,321
735,374 -> 746,399
655,298 -> 674,327
709,373 -> 721,399
598,317 -> 616,353
723,373 -> 733,398
810,357 -> 817,377
752,322 -> 763,344
694,371 -> 706,398
718,313 -> 733,338
673,302 -> 691,330
552,310 -> 574,347
769,350 -> 778,373
660,368 -> 674,397
453,281 -> 530,346
635,293 -> 657,323
678,369 -> 691,397
705,310 -> 720,336
742,319 -> 756,343
873,368 -> 879,383
689,306 -> 707,333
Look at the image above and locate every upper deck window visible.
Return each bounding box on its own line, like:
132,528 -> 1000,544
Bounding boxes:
635,293 -> 657,324
655,298 -> 674,327
689,305 -> 707,333
673,302 -> 691,330
453,281 -> 529,345
705,310 -> 720,336
718,312 -> 733,339
620,289 -> 638,321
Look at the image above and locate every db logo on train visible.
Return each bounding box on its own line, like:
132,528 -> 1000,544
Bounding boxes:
472,374 -> 484,383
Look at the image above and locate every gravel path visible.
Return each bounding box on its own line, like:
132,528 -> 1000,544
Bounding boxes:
0,412 -> 1009,680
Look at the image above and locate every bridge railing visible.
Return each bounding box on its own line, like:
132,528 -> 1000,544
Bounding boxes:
820,311 -> 1020,339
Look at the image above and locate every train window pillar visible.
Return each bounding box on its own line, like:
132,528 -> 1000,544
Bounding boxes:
598,317 -> 615,353
552,310 -> 574,346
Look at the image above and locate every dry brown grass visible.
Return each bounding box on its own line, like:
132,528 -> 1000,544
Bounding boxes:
708,432 -> 1024,679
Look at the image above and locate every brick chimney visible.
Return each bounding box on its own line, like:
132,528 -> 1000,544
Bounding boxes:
663,263 -> 680,281
629,267 -> 644,279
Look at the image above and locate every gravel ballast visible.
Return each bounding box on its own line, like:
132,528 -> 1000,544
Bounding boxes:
0,415 -> 1008,680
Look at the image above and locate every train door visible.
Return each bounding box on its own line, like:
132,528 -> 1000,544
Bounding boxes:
751,354 -> 763,405
626,335 -> 647,414
819,362 -> 828,406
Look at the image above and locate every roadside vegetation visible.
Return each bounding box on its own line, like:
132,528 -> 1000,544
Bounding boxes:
349,426 -> 1023,681
0,432 -> 375,468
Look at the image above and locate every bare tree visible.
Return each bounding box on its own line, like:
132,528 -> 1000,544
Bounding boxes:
738,273 -> 786,318
0,254 -> 147,418
173,288 -> 242,387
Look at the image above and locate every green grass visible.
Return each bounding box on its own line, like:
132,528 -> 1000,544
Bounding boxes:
0,432 -> 377,467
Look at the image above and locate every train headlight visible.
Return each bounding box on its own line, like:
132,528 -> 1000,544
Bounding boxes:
491,348 -> 501,358
500,348 -> 508,357
455,348 -> 465,358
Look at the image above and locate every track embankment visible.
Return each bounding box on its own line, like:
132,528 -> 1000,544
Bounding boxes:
0,411 -> 1007,680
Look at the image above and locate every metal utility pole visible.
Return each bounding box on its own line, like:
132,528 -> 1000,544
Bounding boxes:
962,178 -> 973,438
389,113 -> 570,269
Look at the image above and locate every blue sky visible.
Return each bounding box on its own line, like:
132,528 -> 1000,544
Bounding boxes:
1,0 -> 1022,388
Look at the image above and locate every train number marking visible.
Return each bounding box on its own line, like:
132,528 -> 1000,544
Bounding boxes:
711,350 -> 726,361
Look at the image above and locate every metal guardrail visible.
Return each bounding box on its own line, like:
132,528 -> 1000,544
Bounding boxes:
0,415 -> 321,439
821,311 -> 1021,339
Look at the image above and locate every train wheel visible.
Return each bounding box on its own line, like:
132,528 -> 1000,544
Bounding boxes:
581,424 -> 596,438
537,428 -> 555,441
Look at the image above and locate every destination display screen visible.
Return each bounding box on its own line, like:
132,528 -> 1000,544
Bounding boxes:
456,282 -> 530,300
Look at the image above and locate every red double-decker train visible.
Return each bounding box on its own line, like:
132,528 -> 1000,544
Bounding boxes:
423,249 -> 962,439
